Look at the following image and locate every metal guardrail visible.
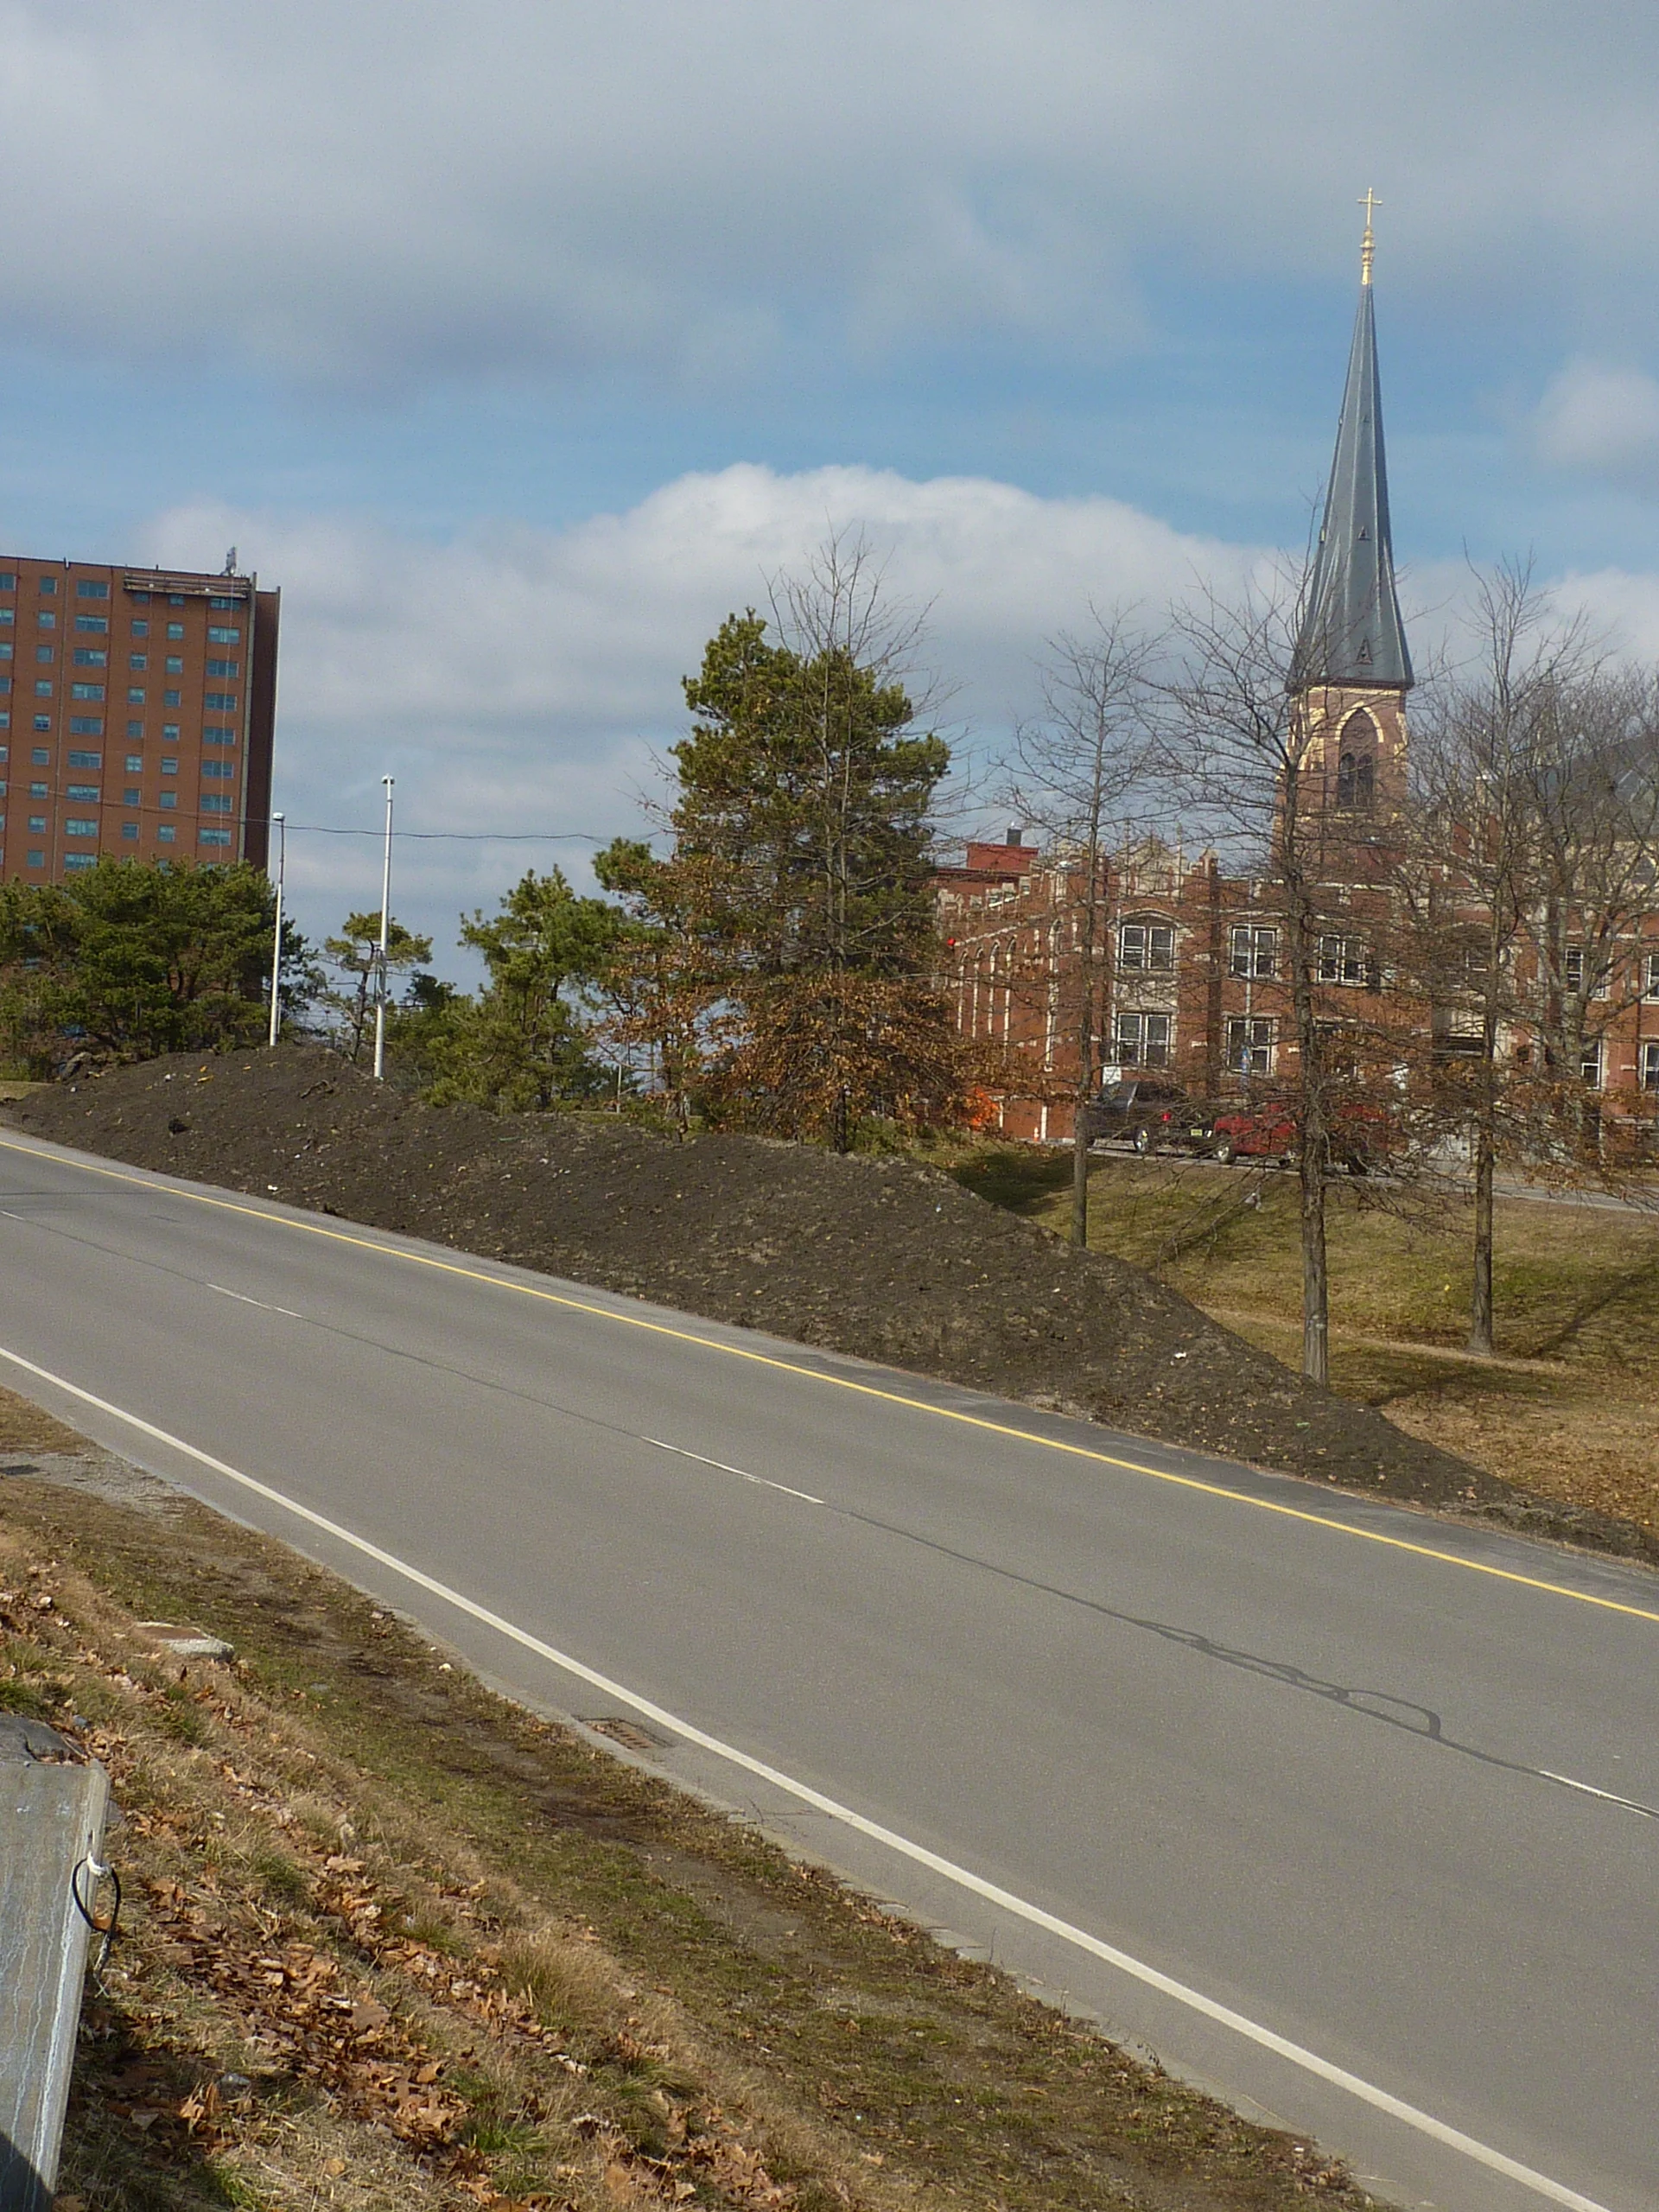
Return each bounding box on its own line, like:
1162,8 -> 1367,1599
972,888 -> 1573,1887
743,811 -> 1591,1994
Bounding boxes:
1,1714 -> 111,2212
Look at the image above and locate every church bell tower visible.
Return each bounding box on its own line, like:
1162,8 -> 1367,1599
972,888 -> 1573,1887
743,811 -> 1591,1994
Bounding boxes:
1290,193 -> 1413,828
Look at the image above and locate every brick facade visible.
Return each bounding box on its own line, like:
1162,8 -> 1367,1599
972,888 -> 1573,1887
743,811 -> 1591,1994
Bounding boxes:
0,555 -> 278,885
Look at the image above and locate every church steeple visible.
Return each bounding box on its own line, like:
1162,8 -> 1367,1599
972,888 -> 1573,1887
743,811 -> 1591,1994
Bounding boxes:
1292,202 -> 1413,695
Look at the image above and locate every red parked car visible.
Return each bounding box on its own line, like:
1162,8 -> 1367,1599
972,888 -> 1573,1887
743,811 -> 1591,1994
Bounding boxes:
1208,1098 -> 1392,1173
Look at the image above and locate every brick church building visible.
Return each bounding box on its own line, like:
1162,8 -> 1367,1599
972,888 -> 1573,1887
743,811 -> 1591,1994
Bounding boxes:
938,230 -> 1659,1146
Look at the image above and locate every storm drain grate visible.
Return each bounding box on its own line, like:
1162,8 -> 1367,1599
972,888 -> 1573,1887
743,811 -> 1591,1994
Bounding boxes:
579,1716 -> 671,1754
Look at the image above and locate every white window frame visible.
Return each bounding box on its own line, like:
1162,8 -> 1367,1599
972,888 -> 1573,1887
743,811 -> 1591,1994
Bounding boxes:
1642,1041 -> 1659,1093
1225,1015 -> 1274,1077
1317,933 -> 1370,987
1119,919 -> 1175,973
1229,924 -> 1277,979
1115,1010 -> 1173,1069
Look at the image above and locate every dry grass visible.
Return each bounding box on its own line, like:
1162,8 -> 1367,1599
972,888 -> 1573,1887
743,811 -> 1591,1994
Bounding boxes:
0,1379 -> 93,1453
1007,1154 -> 1659,1541
1,1466 -> 1384,2212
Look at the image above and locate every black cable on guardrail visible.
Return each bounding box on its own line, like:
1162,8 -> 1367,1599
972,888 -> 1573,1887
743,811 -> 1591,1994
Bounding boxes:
71,1852 -> 121,1978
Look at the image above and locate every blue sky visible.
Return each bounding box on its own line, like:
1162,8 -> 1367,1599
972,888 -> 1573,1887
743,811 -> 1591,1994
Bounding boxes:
7,3 -> 1659,972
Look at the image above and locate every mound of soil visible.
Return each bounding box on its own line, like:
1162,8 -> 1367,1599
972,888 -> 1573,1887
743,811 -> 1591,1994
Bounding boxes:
10,1046 -> 1651,1562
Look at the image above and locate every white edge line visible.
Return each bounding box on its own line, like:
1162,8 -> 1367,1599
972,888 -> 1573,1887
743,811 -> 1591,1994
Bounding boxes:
1540,1770 -> 1659,1820
0,1338 -> 1614,2212
645,1434 -> 824,1506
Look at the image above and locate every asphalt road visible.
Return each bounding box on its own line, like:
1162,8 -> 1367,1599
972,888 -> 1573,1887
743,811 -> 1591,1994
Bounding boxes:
1,1130 -> 1656,2212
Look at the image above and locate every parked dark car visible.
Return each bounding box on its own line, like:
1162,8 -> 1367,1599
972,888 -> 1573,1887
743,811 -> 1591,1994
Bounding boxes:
1084,1077 -> 1213,1154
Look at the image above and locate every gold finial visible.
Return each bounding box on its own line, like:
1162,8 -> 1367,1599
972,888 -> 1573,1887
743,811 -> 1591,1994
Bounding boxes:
1358,188 -> 1380,286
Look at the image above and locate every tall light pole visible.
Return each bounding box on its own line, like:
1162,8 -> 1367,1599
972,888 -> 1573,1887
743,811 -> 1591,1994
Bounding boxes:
267,811 -> 286,1049
373,775 -> 394,1081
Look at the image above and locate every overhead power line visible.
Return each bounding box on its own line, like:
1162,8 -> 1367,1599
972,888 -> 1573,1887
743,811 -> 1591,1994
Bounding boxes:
278,824 -> 607,842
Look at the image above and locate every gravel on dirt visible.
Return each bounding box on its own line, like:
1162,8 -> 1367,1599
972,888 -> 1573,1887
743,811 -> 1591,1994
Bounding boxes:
9,1044 -> 1654,1565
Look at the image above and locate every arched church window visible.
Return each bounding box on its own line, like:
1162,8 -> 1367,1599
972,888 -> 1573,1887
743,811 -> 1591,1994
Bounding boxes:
1335,709 -> 1377,810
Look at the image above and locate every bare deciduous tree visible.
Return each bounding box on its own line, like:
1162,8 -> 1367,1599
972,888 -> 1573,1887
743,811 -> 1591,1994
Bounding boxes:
999,607 -> 1157,1246
1158,567 -> 1364,1385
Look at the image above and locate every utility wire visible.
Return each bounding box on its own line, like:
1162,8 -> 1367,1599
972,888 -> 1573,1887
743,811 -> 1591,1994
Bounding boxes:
3,781 -> 607,842
278,824 -> 607,842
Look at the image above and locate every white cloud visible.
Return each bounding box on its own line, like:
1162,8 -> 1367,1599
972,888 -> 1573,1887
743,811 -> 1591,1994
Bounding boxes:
1532,362 -> 1659,490
5,3 -> 1659,391
139,463 -> 1247,965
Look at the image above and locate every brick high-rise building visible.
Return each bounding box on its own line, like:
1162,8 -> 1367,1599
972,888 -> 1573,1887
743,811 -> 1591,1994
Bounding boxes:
0,555 -> 278,883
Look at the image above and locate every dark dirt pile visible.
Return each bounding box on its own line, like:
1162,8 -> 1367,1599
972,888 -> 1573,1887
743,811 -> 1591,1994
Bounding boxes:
10,1045 -> 1650,1562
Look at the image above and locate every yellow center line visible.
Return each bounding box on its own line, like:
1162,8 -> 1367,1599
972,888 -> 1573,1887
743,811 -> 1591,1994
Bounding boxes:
5,1130 -> 1658,1627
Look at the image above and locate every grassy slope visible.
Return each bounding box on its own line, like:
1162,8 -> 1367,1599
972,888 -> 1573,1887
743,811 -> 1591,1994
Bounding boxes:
956,1147 -> 1659,1542
1,1389 -> 1377,2212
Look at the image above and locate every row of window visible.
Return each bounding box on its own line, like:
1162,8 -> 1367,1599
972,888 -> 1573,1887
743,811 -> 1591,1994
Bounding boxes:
0,573 -> 241,612
1122,922 -> 1659,995
1107,1018 -> 1659,1087
3,827 -> 237,868
1112,1011 -> 1275,1077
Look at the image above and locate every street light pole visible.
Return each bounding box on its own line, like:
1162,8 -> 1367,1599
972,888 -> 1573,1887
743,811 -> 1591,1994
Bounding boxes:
373,776 -> 394,1081
267,812 -> 286,1049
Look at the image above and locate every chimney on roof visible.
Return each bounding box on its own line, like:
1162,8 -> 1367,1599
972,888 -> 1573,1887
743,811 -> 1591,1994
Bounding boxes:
1007,825 -> 1023,847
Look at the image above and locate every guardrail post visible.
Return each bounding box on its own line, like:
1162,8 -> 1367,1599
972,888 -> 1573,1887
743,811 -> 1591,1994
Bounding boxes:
1,1714 -> 111,2212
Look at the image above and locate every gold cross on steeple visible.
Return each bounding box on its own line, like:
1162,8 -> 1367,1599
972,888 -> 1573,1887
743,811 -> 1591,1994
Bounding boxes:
1358,188 -> 1380,286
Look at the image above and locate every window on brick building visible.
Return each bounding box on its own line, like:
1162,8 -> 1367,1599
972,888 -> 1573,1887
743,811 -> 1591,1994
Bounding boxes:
1229,925 -> 1277,978
1318,934 -> 1374,987
74,615 -> 107,634
1580,1037 -> 1604,1087
75,580 -> 108,599
1225,1017 -> 1274,1077
1334,709 -> 1377,810
1119,919 -> 1174,972
1114,1010 -> 1172,1068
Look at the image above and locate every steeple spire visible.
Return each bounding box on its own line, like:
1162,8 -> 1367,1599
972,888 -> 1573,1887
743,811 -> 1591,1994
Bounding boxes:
1291,207 -> 1413,694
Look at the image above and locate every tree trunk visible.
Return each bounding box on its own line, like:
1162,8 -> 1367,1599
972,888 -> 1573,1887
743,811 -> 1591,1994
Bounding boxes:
1468,1006 -> 1499,1356
1071,1096 -> 1090,1247
1469,1124 -> 1495,1356
1284,866 -> 1329,1387
1299,1134 -> 1329,1387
